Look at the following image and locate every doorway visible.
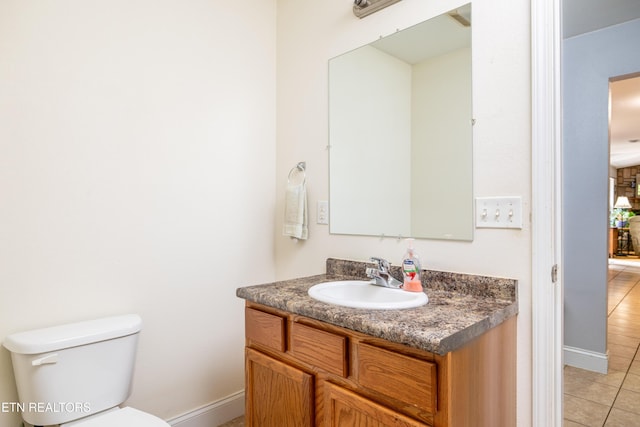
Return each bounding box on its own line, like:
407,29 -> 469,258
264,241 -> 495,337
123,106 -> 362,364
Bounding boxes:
609,74 -> 640,268
564,74 -> 640,422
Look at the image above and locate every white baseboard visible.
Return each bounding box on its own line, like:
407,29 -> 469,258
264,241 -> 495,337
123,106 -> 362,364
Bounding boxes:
167,390 -> 244,427
564,345 -> 608,374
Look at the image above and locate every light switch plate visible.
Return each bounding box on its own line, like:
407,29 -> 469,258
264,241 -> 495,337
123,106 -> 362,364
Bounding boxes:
317,200 -> 329,225
475,196 -> 523,229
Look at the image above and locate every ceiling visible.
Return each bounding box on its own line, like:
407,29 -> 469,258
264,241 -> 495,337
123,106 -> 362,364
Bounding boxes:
563,0 -> 640,168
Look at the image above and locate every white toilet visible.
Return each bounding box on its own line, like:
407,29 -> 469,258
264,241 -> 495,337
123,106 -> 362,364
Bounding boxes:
3,314 -> 169,427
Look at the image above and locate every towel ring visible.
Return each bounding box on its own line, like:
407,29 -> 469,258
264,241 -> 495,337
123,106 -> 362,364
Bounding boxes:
288,162 -> 306,185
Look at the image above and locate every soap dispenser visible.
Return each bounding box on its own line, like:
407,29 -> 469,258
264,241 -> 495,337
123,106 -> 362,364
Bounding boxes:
401,238 -> 423,292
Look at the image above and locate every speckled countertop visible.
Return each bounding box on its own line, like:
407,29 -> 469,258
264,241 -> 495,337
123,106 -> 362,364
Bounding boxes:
236,258 -> 518,355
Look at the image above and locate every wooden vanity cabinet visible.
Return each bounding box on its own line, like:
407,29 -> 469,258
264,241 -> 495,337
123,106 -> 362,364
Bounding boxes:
244,302 -> 516,427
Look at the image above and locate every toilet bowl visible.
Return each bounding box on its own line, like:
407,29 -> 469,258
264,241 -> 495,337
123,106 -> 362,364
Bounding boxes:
63,407 -> 168,426
3,315 -> 169,427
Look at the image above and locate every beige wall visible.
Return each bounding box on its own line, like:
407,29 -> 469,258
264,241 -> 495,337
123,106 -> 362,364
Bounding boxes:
0,0 -> 276,424
275,0 -> 532,425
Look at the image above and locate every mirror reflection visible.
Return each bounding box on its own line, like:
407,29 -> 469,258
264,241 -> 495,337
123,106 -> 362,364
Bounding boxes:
329,4 -> 473,240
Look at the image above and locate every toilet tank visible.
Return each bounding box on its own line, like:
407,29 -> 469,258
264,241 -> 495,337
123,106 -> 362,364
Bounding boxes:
3,314 -> 142,426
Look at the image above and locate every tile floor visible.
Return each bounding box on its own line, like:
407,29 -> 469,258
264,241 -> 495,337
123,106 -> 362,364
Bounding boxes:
564,260 -> 640,426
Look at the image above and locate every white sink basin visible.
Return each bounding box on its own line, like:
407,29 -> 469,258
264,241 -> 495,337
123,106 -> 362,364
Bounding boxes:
308,280 -> 428,310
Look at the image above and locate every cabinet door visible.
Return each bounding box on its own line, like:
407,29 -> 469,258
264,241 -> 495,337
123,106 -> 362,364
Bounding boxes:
245,348 -> 314,427
323,382 -> 429,427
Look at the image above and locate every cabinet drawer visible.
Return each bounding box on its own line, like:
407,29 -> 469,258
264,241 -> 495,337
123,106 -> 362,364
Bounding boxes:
324,382 -> 430,427
357,342 -> 437,414
245,308 -> 286,352
290,322 -> 347,376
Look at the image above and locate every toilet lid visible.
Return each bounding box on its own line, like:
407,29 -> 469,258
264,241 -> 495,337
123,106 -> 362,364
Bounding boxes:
66,407 -> 169,427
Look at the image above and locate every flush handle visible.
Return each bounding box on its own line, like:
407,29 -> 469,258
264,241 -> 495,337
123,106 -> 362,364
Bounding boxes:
32,353 -> 58,366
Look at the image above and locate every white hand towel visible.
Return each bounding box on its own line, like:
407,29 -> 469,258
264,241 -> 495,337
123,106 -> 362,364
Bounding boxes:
283,182 -> 308,240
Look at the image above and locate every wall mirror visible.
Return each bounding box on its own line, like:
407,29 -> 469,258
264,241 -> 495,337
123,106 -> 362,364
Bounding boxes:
329,4 -> 473,240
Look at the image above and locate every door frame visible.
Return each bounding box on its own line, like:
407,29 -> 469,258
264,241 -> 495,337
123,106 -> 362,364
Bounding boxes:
531,0 -> 563,425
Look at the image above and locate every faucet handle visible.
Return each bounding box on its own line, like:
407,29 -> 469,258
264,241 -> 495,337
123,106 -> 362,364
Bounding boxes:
369,257 -> 390,271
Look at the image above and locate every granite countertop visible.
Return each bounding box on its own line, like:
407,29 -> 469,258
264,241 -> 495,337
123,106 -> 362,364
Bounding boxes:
236,258 -> 518,356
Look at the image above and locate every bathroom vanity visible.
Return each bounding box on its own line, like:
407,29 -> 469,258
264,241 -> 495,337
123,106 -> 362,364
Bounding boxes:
236,259 -> 517,427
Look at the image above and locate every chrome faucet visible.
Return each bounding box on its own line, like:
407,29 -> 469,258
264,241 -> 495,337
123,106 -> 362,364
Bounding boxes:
366,257 -> 403,288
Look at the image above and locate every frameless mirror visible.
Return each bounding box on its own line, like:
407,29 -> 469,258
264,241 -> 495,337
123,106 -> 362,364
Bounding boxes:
329,4 -> 473,240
